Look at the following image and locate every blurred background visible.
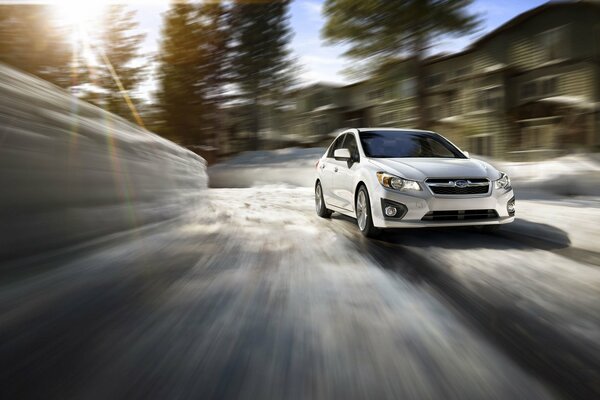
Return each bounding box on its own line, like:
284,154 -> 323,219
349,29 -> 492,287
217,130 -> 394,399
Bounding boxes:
1,1 -> 600,399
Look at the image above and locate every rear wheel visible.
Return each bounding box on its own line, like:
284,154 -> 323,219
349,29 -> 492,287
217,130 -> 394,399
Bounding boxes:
315,182 -> 332,218
356,186 -> 380,238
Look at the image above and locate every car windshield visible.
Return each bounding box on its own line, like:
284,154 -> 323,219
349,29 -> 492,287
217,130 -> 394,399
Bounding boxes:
359,130 -> 466,158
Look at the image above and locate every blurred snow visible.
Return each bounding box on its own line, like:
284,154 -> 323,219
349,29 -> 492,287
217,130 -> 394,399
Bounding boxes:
209,147 -> 324,188
0,64 -> 207,261
496,154 -> 600,197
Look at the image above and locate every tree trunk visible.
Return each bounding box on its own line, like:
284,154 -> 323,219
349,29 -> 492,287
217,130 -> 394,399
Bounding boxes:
251,94 -> 260,150
414,35 -> 429,130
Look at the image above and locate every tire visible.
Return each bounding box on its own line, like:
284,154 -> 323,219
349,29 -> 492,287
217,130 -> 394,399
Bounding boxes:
315,181 -> 332,218
355,185 -> 380,237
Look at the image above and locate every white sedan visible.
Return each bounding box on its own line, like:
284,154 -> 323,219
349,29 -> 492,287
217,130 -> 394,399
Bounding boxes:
315,128 -> 515,237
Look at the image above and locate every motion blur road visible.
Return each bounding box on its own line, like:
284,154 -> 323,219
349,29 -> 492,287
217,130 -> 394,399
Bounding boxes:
2,187 -> 600,399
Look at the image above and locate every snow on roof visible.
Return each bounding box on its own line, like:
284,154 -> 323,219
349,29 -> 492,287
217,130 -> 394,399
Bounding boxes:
539,96 -> 597,110
482,63 -> 507,73
311,104 -> 339,112
439,115 -> 462,124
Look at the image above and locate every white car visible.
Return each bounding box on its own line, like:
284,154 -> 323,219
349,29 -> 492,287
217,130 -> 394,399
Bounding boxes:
315,128 -> 515,237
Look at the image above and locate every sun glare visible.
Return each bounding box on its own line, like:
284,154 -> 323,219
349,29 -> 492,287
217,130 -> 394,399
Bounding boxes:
53,0 -> 105,28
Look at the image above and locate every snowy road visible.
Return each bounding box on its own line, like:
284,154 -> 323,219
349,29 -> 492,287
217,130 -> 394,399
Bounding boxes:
2,187 -> 600,399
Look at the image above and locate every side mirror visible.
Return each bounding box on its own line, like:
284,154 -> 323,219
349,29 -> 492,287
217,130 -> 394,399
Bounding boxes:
333,148 -> 351,161
463,151 -> 470,158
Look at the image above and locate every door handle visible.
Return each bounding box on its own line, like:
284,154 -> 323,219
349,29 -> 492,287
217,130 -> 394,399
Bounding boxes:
334,167 -> 338,172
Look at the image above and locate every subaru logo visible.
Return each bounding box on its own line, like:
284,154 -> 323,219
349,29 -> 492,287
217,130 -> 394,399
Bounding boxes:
455,180 -> 468,188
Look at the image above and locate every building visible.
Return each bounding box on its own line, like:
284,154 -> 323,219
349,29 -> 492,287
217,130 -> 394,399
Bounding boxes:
283,1 -> 600,160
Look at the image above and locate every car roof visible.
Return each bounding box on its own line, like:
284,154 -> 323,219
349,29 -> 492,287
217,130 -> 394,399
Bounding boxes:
357,127 -> 435,133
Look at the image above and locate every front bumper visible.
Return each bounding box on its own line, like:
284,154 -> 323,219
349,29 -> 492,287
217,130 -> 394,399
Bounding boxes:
370,184 -> 515,228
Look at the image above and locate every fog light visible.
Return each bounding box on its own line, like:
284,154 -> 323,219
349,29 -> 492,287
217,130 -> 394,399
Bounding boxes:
507,198 -> 515,214
385,206 -> 398,217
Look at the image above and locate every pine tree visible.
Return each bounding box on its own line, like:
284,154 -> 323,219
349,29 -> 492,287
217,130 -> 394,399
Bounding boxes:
155,2 -> 206,145
322,0 -> 481,129
195,0 -> 232,147
0,5 -> 71,87
230,0 -> 295,149
90,5 -> 146,124
155,1 -> 232,146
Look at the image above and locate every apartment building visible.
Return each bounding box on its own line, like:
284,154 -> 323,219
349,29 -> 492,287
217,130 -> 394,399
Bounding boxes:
287,1 -> 600,160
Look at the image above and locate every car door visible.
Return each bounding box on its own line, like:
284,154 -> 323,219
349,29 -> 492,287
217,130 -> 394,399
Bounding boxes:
330,132 -> 360,211
319,134 -> 345,205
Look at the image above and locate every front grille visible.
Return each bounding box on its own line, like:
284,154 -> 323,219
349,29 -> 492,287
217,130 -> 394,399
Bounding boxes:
426,178 -> 489,195
430,186 -> 489,195
421,209 -> 499,221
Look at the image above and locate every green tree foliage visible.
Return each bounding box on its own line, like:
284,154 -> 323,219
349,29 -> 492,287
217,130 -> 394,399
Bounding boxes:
156,2 -> 206,145
156,1 -> 231,146
0,5 -> 71,87
322,0 -> 481,128
89,5 -> 146,124
230,0 -> 295,148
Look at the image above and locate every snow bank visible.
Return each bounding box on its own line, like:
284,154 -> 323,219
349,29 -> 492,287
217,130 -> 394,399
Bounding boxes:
0,64 -> 207,262
209,147 -> 323,188
494,154 -> 600,197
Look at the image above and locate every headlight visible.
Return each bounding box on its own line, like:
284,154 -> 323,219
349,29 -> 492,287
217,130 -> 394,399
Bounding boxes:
376,172 -> 421,191
494,172 -> 511,190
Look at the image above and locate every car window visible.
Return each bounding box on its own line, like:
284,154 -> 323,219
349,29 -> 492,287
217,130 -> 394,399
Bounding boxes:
342,133 -> 360,162
327,134 -> 346,158
359,130 -> 465,158
425,137 -> 455,158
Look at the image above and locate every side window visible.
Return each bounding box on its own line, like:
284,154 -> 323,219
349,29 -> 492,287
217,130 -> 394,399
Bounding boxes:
327,134 -> 346,158
343,133 -> 360,162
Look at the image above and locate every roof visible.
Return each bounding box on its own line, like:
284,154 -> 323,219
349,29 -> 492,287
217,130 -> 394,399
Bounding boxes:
356,127 -> 433,133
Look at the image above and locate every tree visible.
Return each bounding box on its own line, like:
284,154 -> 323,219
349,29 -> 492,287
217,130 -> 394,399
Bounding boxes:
155,2 -> 206,145
195,0 -> 232,147
155,1 -> 232,146
0,5 -> 71,87
322,0 -> 481,129
90,5 -> 146,124
230,0 -> 295,149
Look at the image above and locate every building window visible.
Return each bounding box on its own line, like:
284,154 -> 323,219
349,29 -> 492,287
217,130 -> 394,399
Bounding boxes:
469,135 -> 492,156
399,78 -> 416,98
522,125 -> 552,149
539,26 -> 567,62
367,88 -> 386,101
313,115 -> 330,137
313,92 -> 329,109
427,73 -> 445,88
540,76 -> 558,96
520,81 -> 537,100
475,86 -> 503,110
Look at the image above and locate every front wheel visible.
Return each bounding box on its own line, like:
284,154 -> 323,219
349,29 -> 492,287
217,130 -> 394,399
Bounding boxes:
355,186 -> 380,237
315,182 -> 332,218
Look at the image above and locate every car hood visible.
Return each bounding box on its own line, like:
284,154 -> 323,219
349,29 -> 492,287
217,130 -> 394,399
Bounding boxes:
368,157 -> 500,181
